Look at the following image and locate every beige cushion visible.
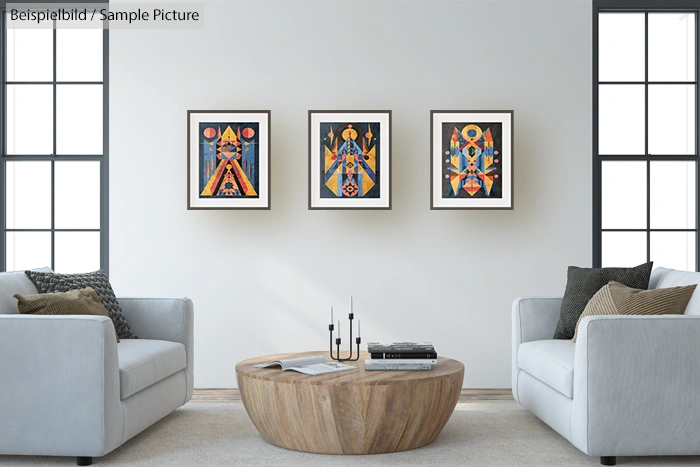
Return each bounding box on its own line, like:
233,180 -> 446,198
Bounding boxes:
572,280 -> 697,342
14,287 -> 119,342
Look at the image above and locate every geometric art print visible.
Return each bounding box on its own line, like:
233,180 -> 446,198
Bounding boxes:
309,110 -> 391,210
199,122 -> 260,198
188,110 -> 270,210
319,122 -> 380,198
431,110 -> 513,210
441,122 -> 502,199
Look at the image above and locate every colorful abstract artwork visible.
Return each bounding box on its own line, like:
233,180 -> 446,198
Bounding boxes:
188,111 -> 270,210
442,122 -> 502,199
199,122 -> 259,198
309,111 -> 392,210
319,122 -> 380,199
431,111 -> 513,210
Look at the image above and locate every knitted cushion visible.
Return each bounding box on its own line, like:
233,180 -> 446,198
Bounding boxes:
25,270 -> 136,340
553,262 -> 653,340
15,287 -> 120,342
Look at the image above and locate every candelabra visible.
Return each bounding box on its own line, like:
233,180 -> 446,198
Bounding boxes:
328,299 -> 361,362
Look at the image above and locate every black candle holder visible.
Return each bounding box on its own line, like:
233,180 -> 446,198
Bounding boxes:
329,312 -> 361,362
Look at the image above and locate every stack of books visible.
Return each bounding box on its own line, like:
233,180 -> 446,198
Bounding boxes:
365,342 -> 437,371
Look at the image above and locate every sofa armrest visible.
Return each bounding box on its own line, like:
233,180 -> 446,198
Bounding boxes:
118,297 -> 194,401
512,297 -> 562,344
511,297 -> 562,401
0,315 -> 122,457
571,315 -> 700,457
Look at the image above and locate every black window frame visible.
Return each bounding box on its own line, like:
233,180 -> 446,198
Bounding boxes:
593,0 -> 700,269
0,0 -> 109,275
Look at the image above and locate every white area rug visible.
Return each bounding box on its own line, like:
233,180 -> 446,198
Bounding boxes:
1,403 -> 699,466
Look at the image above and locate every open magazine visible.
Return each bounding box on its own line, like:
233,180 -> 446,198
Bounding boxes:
254,356 -> 356,376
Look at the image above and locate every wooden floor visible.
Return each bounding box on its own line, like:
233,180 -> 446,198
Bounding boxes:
192,388 -> 514,403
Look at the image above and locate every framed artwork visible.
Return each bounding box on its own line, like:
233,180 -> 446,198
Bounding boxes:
308,110 -> 391,210
430,110 -> 514,210
187,110 -> 270,210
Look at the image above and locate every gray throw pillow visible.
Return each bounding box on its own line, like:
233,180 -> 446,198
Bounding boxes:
25,270 -> 136,340
553,262 -> 653,340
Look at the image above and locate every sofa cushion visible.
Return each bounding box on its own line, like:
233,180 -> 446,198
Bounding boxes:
15,287 -> 120,342
0,268 -> 53,315
518,340 -> 575,398
26,270 -> 136,339
650,267 -> 700,315
554,262 -> 653,340
118,339 -> 186,400
572,281 -> 696,342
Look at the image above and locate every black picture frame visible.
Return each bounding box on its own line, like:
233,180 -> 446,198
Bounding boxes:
430,110 -> 514,210
187,110 -> 271,210
308,110 -> 392,210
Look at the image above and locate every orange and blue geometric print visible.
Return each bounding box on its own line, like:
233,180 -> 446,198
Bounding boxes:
199,122 -> 259,198
320,122 -> 380,198
442,122 -> 502,199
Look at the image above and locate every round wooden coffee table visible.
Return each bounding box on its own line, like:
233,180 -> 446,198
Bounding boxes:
236,351 -> 464,454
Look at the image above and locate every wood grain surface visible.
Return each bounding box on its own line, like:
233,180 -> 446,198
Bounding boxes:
236,351 -> 465,454
191,388 -> 513,403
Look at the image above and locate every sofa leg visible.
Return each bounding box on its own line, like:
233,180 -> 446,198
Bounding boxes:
600,456 -> 616,466
77,457 -> 92,466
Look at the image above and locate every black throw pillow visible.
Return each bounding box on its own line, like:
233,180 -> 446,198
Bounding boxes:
25,270 -> 136,340
553,262 -> 653,340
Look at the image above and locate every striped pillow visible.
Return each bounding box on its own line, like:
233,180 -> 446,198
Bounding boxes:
572,280 -> 697,342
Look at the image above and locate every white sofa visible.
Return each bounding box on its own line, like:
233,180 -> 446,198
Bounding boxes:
512,267 -> 700,466
0,270 -> 194,465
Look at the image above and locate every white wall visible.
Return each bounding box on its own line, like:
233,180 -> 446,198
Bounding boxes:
110,0 -> 592,388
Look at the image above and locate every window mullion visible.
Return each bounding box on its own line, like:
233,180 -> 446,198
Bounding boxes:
50,161 -> 55,270
696,11 -> 700,270
51,22 -> 56,270
101,27 -> 108,276
593,6 -> 601,267
5,81 -> 104,85
645,12 -> 651,263
1,13 -> 6,271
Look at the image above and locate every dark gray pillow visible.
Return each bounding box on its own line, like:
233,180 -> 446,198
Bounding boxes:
553,262 -> 653,340
25,270 -> 136,340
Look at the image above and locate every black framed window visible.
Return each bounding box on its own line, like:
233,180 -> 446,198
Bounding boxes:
0,6 -> 108,274
593,0 -> 699,270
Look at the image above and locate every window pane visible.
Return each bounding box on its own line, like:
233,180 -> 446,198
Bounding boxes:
5,161 -> 52,229
6,85 -> 53,155
648,85 -> 695,155
56,85 -> 103,155
649,13 -> 696,82
599,85 -> 645,155
602,232 -> 647,267
602,161 -> 647,229
6,232 -> 51,272
56,29 -> 103,82
598,13 -> 645,82
6,28 -> 53,82
54,161 -> 100,229
651,232 -> 696,271
650,161 -> 696,229
54,232 -> 100,273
